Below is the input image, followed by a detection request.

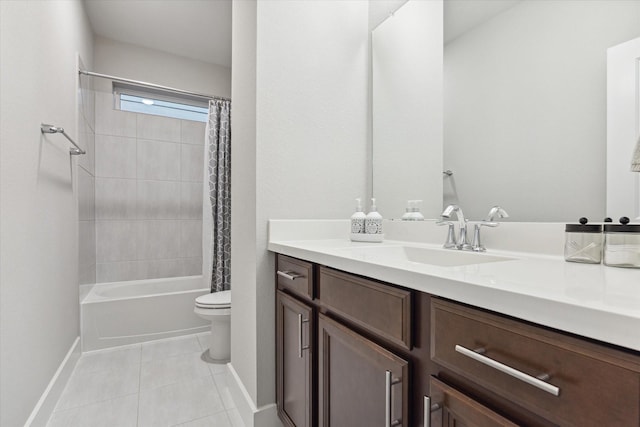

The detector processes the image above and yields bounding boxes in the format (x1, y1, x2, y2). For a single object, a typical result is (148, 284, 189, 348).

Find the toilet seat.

(195, 290, 231, 309)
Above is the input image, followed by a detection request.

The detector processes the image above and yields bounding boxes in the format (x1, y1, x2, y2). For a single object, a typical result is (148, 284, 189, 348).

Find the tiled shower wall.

(92, 90, 205, 283)
(78, 66, 97, 286)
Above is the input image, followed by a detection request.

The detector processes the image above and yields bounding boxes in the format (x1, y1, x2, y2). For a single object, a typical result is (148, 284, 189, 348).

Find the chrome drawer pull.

(455, 345, 560, 396)
(277, 270, 304, 281)
(385, 370, 402, 427)
(423, 396, 441, 427)
(297, 313, 309, 358)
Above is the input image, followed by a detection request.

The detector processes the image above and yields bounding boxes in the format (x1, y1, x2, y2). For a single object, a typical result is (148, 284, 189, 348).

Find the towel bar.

(41, 124, 85, 155)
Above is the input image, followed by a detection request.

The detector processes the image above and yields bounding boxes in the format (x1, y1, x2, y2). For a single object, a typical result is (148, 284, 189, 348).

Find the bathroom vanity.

(270, 221, 640, 427)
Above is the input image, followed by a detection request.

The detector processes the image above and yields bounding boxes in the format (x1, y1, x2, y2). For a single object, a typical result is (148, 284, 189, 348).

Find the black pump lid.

(565, 217, 602, 233)
(603, 217, 640, 233)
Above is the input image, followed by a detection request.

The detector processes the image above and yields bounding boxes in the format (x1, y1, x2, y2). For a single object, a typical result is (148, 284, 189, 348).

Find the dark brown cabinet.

(276, 290, 315, 427)
(430, 298, 640, 427)
(317, 313, 409, 427)
(275, 253, 640, 427)
(426, 377, 518, 427)
(275, 256, 421, 427)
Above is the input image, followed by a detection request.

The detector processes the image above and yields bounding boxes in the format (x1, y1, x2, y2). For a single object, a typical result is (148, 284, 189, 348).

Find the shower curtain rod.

(78, 70, 231, 102)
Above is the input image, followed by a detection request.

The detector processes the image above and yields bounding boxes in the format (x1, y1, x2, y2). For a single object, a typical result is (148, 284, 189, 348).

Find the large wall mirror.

(372, 0, 640, 222)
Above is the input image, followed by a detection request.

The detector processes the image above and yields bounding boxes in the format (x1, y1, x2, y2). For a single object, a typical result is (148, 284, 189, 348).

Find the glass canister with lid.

(603, 217, 640, 268)
(564, 217, 603, 264)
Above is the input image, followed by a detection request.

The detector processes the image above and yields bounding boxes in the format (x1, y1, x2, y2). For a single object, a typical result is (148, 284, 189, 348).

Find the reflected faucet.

(485, 206, 509, 222)
(440, 204, 471, 250)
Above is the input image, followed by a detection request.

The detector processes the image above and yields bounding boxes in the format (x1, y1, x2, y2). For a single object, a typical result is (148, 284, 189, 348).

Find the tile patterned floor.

(46, 333, 244, 427)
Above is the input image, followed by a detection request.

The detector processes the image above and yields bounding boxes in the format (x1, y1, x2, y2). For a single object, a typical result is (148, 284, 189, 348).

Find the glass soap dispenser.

(564, 217, 603, 264)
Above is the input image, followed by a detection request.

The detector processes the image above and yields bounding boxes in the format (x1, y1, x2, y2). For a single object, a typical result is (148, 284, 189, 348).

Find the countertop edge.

(269, 241, 640, 353)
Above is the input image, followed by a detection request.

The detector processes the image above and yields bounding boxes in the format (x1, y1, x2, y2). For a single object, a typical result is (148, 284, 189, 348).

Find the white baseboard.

(227, 363, 282, 427)
(25, 337, 81, 427)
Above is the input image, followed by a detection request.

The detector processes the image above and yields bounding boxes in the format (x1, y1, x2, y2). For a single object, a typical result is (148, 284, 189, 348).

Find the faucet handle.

(485, 206, 509, 222)
(476, 220, 499, 228)
(469, 221, 499, 252)
(436, 220, 457, 249)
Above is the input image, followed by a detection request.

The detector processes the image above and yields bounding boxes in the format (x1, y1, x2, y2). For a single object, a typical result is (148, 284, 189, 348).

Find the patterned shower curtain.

(203, 99, 231, 292)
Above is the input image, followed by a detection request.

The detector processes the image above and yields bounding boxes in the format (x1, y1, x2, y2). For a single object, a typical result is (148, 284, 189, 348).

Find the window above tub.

(114, 83, 208, 123)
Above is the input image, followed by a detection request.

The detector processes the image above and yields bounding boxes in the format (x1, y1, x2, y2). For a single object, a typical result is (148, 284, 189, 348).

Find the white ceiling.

(83, 0, 232, 68)
(83, 0, 518, 68)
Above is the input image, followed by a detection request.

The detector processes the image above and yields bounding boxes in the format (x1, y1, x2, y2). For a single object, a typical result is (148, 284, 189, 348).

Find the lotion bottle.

(350, 198, 366, 235)
(365, 198, 383, 236)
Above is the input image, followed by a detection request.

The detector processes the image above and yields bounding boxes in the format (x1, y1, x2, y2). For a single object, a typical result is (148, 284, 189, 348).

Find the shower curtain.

(202, 99, 231, 292)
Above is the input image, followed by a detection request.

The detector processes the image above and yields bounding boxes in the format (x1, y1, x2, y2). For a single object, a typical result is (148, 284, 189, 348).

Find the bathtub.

(81, 276, 210, 351)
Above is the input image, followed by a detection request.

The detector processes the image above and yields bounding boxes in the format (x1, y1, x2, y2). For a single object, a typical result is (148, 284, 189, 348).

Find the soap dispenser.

(350, 198, 366, 237)
(364, 198, 384, 242)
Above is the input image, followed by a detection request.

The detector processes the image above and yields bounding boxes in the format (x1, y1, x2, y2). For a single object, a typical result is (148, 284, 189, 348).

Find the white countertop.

(268, 220, 640, 352)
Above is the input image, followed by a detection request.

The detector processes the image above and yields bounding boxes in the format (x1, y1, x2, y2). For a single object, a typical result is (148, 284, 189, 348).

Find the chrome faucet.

(471, 206, 509, 252)
(439, 204, 471, 250)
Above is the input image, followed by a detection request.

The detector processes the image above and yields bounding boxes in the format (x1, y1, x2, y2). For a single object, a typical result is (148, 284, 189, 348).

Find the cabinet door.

(318, 313, 409, 427)
(426, 377, 518, 427)
(277, 291, 314, 427)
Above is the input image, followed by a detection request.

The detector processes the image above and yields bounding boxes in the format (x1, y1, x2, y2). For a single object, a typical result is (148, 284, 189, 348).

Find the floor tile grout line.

(168, 406, 232, 427)
(139, 367, 215, 394)
(52, 347, 142, 413)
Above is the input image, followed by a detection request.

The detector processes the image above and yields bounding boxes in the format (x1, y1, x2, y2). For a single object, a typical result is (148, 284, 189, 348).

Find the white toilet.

(194, 290, 231, 363)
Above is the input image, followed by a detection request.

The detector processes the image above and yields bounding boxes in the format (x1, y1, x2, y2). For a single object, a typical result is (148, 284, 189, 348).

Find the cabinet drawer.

(318, 267, 412, 350)
(276, 255, 314, 301)
(431, 299, 640, 427)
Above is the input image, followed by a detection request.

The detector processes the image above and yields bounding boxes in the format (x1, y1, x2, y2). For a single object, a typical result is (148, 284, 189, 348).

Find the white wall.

(94, 36, 231, 98)
(231, 0, 369, 417)
(372, 0, 443, 219)
(230, 0, 259, 415)
(0, 1, 94, 425)
(444, 0, 640, 221)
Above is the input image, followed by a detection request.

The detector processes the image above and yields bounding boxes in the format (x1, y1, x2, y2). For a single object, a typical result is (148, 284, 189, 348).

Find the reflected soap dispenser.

(402, 200, 425, 221)
(401, 200, 415, 220)
(364, 198, 384, 242)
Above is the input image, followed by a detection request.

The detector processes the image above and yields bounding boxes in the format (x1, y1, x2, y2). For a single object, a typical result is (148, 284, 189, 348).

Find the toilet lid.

(196, 290, 231, 308)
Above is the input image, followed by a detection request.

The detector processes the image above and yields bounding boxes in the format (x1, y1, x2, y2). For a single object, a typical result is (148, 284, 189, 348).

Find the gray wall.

(444, 0, 640, 221)
(0, 1, 93, 425)
(94, 36, 231, 99)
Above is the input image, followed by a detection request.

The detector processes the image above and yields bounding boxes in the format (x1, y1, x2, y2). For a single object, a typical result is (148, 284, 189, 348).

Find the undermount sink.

(339, 245, 515, 267)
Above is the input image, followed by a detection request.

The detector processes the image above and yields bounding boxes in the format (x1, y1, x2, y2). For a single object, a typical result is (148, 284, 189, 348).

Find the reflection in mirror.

(372, 0, 443, 220)
(606, 36, 640, 221)
(372, 0, 640, 222)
